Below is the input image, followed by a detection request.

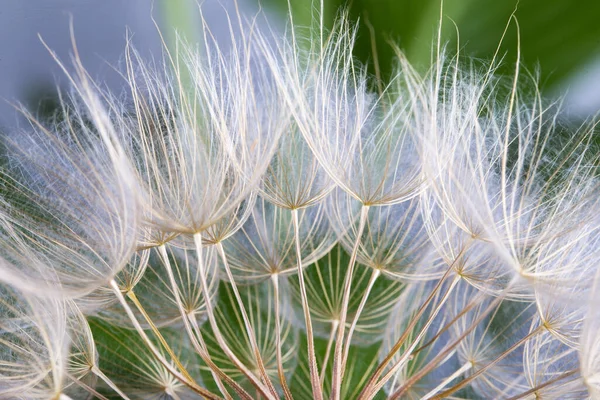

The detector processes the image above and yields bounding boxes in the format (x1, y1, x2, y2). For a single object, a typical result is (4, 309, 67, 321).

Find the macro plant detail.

(1, 2, 600, 400)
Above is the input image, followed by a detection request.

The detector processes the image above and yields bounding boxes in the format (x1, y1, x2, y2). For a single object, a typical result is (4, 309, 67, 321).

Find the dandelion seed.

(0, 284, 72, 400)
(0, 97, 139, 300)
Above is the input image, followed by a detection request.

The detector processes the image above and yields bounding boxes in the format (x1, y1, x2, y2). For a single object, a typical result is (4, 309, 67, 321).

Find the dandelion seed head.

(0, 3, 598, 399)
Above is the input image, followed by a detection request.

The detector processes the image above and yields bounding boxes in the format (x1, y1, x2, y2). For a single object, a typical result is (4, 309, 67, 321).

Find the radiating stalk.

(320, 319, 340, 383)
(390, 294, 506, 399)
(364, 276, 460, 399)
(109, 280, 219, 399)
(421, 361, 472, 400)
(359, 257, 461, 398)
(411, 290, 485, 357)
(188, 313, 252, 400)
(271, 273, 294, 399)
(156, 244, 239, 400)
(341, 268, 380, 368)
(361, 275, 460, 400)
(504, 369, 578, 400)
(64, 372, 110, 400)
(191, 233, 277, 400)
(291, 207, 324, 400)
(126, 290, 194, 382)
(433, 326, 544, 399)
(215, 241, 280, 398)
(92, 366, 132, 400)
(330, 204, 370, 400)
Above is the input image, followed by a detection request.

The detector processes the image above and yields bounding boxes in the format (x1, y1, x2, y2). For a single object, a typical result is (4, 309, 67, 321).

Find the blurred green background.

(255, 0, 600, 93)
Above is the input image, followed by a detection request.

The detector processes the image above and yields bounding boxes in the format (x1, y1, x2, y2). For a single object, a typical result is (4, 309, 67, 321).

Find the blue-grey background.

(1, 0, 600, 127)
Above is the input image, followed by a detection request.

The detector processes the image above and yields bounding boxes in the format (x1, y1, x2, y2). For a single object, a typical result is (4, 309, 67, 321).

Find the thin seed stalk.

(126, 290, 194, 382)
(331, 204, 370, 400)
(69, 379, 111, 400)
(359, 256, 462, 398)
(432, 326, 544, 399)
(364, 276, 460, 399)
(411, 290, 486, 357)
(390, 293, 507, 399)
(321, 319, 340, 383)
(271, 273, 294, 400)
(191, 233, 277, 400)
(291, 207, 324, 400)
(66, 370, 114, 399)
(91, 366, 132, 400)
(215, 241, 280, 398)
(187, 313, 252, 400)
(156, 244, 241, 400)
(341, 268, 380, 368)
(420, 361, 472, 400)
(108, 280, 220, 399)
(503, 369, 578, 400)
